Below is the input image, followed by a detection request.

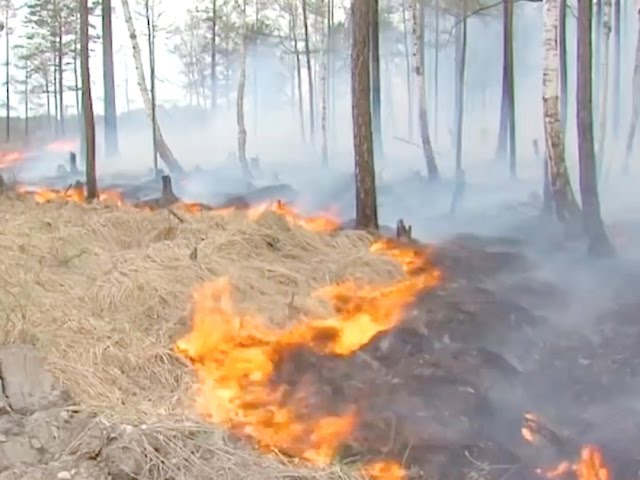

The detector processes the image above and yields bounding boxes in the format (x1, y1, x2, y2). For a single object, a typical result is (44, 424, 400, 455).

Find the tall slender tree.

(370, 0, 383, 161)
(351, 0, 377, 230)
(102, 0, 119, 157)
(576, 0, 614, 256)
(542, 0, 580, 222)
(80, 0, 97, 200)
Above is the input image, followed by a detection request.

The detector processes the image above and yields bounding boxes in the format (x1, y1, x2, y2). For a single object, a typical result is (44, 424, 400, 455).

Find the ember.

(175, 239, 441, 465)
(361, 460, 406, 480)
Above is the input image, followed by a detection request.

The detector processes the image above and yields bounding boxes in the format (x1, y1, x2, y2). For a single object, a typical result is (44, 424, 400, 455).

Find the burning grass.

(0, 193, 413, 479)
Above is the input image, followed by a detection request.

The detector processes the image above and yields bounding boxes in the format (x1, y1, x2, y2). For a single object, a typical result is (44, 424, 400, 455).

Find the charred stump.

(0, 174, 5, 194)
(396, 219, 413, 241)
(69, 151, 79, 174)
(160, 174, 179, 206)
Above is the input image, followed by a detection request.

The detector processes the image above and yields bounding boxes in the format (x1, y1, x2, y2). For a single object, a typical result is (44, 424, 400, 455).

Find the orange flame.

(16, 185, 124, 206)
(175, 239, 441, 465)
(362, 460, 407, 480)
(537, 445, 610, 480)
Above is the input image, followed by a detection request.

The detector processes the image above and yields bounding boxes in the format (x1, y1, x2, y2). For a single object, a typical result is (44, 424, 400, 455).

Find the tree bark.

(120, 0, 184, 174)
(351, 0, 378, 230)
(412, 0, 439, 180)
(370, 0, 383, 161)
(576, 0, 614, 256)
(542, 0, 580, 222)
(80, 0, 97, 200)
(102, 0, 119, 158)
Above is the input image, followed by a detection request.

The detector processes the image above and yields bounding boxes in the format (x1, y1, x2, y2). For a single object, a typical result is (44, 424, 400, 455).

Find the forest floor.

(0, 191, 639, 480)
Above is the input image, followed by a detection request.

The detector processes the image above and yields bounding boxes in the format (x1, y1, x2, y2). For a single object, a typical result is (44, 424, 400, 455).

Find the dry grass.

(0, 194, 402, 479)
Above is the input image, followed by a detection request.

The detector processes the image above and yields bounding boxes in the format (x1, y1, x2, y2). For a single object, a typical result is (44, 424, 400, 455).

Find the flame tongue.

(176, 240, 441, 465)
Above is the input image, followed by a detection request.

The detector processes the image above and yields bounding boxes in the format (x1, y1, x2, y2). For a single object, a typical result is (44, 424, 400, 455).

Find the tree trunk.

(80, 0, 97, 200)
(612, 0, 621, 134)
(542, 0, 580, 222)
(576, 0, 614, 256)
(454, 10, 467, 173)
(623, 7, 640, 173)
(320, 0, 328, 166)
(73, 32, 81, 115)
(57, 23, 65, 135)
(301, 0, 315, 142)
(412, 0, 439, 180)
(434, 3, 439, 140)
(146, 0, 158, 173)
(45, 73, 52, 134)
(120, 0, 184, 174)
(236, 4, 251, 179)
(506, 0, 516, 177)
(210, 0, 217, 112)
(4, 9, 9, 142)
(53, 61, 59, 135)
(402, 0, 413, 139)
(370, 0, 383, 161)
(351, 0, 378, 230)
(291, 3, 306, 142)
(596, 0, 611, 176)
(102, 0, 119, 157)
(24, 67, 29, 140)
(559, 0, 568, 133)
(496, 0, 513, 162)
(594, 0, 603, 113)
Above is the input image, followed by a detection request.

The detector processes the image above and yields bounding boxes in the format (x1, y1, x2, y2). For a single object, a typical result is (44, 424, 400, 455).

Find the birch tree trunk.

(120, 0, 184, 174)
(542, 0, 580, 222)
(412, 0, 439, 180)
(596, 0, 612, 175)
(559, 0, 568, 133)
(623, 6, 640, 173)
(290, 1, 306, 142)
(576, 0, 614, 256)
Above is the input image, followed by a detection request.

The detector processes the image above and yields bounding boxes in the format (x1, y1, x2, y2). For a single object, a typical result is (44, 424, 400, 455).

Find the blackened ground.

(271, 232, 640, 479)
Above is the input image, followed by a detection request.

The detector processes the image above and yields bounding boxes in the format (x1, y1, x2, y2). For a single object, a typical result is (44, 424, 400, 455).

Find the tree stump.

(69, 151, 78, 174)
(396, 219, 413, 241)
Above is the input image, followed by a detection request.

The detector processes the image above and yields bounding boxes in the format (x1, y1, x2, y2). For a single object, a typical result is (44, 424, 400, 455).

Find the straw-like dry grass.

(0, 194, 403, 479)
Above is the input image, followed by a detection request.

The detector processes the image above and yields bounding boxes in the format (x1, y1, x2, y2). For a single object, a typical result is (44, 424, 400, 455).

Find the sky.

(2, 0, 198, 117)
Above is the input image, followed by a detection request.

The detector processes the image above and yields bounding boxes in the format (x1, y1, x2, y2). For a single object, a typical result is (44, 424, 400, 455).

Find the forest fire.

(522, 413, 610, 480)
(175, 239, 441, 465)
(361, 460, 406, 480)
(14, 182, 340, 233)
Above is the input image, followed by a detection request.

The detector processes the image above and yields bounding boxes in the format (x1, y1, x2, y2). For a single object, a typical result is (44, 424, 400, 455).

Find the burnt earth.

(269, 233, 640, 479)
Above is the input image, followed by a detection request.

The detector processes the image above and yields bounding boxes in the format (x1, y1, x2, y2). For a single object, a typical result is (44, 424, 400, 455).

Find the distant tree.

(411, 0, 438, 180)
(236, 0, 250, 178)
(496, 0, 515, 176)
(595, 0, 611, 177)
(0, 0, 14, 142)
(576, 0, 614, 256)
(351, 0, 378, 230)
(102, 0, 119, 157)
(623, 6, 640, 173)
